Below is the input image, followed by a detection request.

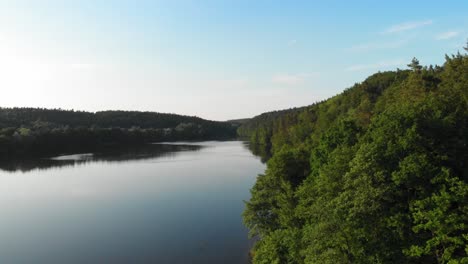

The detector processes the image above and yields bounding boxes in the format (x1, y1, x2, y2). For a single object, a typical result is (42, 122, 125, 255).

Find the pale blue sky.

(0, 1, 467, 120)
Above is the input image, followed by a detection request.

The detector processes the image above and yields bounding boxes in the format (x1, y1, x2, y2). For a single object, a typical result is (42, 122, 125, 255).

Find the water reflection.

(242, 142, 271, 163)
(0, 141, 265, 264)
(0, 143, 203, 173)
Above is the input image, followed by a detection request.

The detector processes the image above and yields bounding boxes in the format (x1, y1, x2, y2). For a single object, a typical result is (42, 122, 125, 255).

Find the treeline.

(237, 108, 306, 148)
(0, 109, 238, 158)
(241, 50, 468, 263)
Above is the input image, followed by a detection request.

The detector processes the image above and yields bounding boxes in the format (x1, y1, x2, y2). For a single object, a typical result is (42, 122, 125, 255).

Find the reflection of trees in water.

(0, 144, 204, 173)
(242, 142, 271, 163)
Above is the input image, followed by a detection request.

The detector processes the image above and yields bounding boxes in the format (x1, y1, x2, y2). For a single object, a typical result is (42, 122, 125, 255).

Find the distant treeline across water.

(0, 108, 239, 158)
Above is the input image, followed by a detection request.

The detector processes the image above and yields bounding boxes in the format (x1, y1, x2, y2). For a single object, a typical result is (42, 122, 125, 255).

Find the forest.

(0, 109, 238, 158)
(240, 48, 468, 263)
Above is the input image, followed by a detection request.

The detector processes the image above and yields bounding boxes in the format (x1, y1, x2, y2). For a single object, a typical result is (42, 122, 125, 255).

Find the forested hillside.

(241, 49, 468, 263)
(0, 109, 237, 158)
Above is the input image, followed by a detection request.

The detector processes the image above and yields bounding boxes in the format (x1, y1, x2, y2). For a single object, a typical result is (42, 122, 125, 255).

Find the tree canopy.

(241, 50, 468, 263)
(0, 108, 238, 158)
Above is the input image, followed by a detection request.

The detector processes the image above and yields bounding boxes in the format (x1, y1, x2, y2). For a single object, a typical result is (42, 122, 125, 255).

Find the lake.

(0, 141, 265, 264)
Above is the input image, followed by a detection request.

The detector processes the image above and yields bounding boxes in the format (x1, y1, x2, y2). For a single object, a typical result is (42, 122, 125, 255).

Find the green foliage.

(407, 169, 468, 263)
(242, 51, 468, 263)
(243, 147, 310, 237)
(252, 228, 303, 264)
(0, 108, 238, 158)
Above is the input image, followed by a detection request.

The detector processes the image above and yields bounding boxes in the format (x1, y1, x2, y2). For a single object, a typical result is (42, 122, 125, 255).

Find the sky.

(0, 1, 467, 120)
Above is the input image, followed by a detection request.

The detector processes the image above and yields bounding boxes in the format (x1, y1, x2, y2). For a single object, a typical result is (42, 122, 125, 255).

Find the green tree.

(242, 51, 468, 264)
(408, 57, 423, 72)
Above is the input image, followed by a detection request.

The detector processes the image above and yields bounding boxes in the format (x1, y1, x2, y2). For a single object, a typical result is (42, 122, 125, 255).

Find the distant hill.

(0, 108, 238, 158)
(0, 108, 228, 129)
(227, 118, 251, 125)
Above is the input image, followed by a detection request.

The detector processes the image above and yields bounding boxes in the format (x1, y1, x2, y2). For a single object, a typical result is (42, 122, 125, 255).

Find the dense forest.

(0, 109, 237, 158)
(241, 48, 468, 263)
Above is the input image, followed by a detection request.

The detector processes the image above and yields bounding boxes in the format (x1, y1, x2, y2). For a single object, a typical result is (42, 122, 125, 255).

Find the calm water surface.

(0, 141, 265, 264)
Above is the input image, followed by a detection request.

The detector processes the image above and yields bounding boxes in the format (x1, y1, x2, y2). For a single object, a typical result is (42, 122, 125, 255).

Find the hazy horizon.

(1, 1, 467, 120)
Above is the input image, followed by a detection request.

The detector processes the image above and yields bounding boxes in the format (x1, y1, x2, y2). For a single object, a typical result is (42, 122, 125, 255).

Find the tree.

(408, 57, 423, 72)
(242, 51, 468, 264)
